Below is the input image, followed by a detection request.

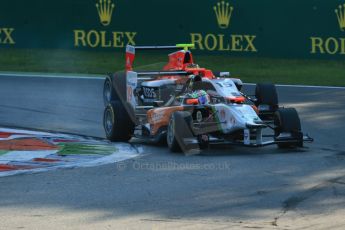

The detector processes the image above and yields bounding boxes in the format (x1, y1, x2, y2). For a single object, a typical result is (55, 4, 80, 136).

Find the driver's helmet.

(188, 90, 210, 105)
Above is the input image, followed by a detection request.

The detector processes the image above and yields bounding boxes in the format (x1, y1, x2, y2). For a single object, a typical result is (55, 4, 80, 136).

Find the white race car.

(103, 44, 313, 153)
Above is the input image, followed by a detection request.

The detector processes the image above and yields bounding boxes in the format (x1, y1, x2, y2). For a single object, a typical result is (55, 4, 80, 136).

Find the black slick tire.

(103, 72, 127, 106)
(255, 83, 279, 109)
(167, 111, 195, 153)
(274, 108, 302, 148)
(103, 101, 135, 142)
(103, 75, 114, 106)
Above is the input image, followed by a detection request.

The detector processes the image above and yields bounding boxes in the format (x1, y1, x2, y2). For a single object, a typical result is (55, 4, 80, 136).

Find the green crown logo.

(96, 0, 115, 26)
(335, 4, 345, 31)
(213, 1, 234, 29)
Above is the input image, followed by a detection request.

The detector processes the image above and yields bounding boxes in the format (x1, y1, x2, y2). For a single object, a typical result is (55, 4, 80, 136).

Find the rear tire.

(103, 72, 127, 106)
(103, 101, 135, 142)
(255, 83, 278, 110)
(167, 111, 196, 153)
(103, 75, 114, 106)
(274, 108, 302, 148)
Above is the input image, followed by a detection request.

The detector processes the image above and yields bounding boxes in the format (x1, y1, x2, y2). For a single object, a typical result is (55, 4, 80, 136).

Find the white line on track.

(1, 72, 344, 90)
(0, 72, 105, 80)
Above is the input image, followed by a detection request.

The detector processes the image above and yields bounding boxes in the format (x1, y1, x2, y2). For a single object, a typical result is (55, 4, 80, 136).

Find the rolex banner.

(1, 0, 345, 59)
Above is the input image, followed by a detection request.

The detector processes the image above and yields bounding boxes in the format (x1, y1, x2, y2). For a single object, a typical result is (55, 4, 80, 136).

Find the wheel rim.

(104, 108, 114, 135)
(167, 117, 175, 146)
(104, 81, 112, 105)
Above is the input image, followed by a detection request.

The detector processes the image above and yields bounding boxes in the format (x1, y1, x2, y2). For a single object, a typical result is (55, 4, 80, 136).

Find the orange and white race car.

(103, 44, 313, 153)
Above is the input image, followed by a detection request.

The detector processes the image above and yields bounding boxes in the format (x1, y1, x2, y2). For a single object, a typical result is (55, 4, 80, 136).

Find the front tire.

(167, 111, 195, 153)
(274, 108, 303, 148)
(103, 101, 135, 142)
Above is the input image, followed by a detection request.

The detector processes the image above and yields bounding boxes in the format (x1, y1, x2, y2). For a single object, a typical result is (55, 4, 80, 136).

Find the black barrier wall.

(1, 0, 345, 58)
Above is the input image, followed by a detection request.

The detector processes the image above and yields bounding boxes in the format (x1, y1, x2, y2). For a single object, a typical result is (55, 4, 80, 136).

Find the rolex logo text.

(0, 28, 15, 45)
(310, 3, 345, 55)
(73, 0, 137, 49)
(190, 1, 257, 53)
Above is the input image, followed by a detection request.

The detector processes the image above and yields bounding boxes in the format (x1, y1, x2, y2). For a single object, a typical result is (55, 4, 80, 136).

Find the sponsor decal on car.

(143, 87, 157, 99)
(244, 129, 250, 145)
(220, 109, 226, 122)
(196, 111, 203, 122)
(150, 111, 165, 123)
(127, 71, 138, 106)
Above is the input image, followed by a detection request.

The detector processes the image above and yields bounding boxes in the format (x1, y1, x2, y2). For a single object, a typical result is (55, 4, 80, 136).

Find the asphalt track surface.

(0, 75, 344, 229)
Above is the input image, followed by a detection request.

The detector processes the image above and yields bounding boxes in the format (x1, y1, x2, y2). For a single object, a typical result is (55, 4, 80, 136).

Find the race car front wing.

(185, 128, 314, 148)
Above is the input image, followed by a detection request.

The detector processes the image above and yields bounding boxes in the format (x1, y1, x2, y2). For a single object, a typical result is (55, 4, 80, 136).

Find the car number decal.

(143, 87, 157, 98)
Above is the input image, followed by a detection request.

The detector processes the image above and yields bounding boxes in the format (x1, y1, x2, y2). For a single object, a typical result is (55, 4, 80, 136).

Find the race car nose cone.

(254, 120, 264, 125)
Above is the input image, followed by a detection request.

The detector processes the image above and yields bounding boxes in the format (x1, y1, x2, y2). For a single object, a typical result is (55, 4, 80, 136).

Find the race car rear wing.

(125, 44, 194, 71)
(135, 71, 191, 81)
(136, 71, 190, 76)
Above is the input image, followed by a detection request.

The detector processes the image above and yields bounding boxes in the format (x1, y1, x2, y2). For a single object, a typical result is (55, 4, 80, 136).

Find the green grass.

(57, 143, 116, 156)
(1, 48, 344, 86)
(0, 150, 8, 156)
